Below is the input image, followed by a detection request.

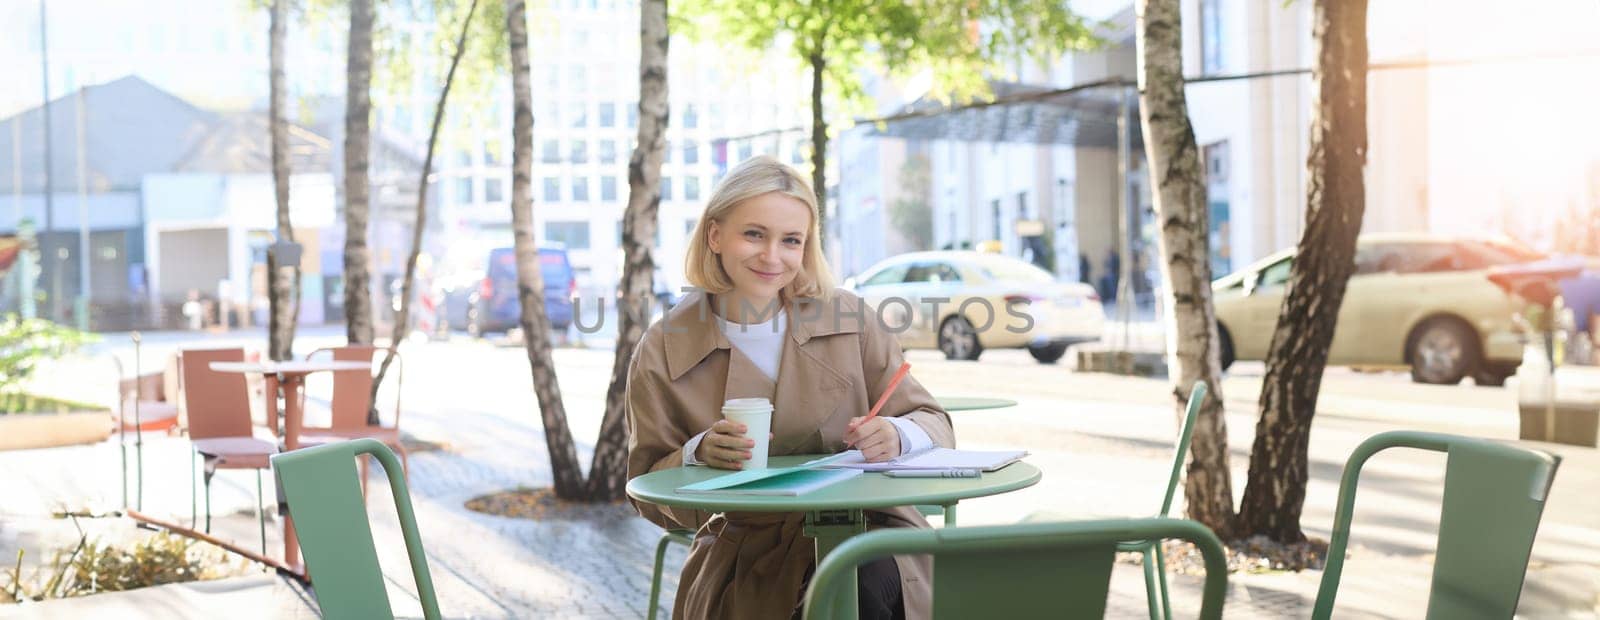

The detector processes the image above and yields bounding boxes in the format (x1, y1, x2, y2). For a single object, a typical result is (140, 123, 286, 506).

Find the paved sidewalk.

(2, 340, 1596, 618)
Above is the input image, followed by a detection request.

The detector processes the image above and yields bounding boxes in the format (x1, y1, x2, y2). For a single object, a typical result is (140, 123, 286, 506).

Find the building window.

(683, 104, 699, 129)
(660, 177, 673, 201)
(601, 176, 618, 201)
(572, 176, 590, 201)
(570, 140, 589, 164)
(1204, 140, 1233, 275)
(737, 141, 752, 162)
(569, 103, 587, 128)
(792, 140, 806, 165)
(599, 102, 616, 127)
(540, 102, 560, 126)
(485, 177, 505, 202)
(569, 65, 587, 92)
(456, 177, 474, 203)
(1200, 0, 1223, 74)
(990, 199, 1001, 241)
(599, 139, 618, 164)
(542, 139, 561, 164)
(484, 140, 502, 166)
(627, 104, 638, 128)
(684, 176, 700, 201)
(663, 140, 673, 163)
(543, 177, 561, 202)
(545, 221, 591, 249)
(456, 149, 473, 167)
(683, 140, 699, 164)
(540, 65, 559, 92)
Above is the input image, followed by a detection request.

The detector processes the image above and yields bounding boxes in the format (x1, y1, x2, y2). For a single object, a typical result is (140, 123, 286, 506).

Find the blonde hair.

(685, 155, 835, 301)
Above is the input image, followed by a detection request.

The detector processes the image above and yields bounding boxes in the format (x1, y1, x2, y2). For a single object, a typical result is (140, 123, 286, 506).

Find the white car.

(846, 251, 1105, 363)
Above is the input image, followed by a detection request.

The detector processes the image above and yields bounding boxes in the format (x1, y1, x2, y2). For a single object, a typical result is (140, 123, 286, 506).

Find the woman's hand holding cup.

(697, 419, 757, 470)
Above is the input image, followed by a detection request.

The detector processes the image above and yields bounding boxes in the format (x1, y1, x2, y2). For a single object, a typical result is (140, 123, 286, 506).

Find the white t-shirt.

(683, 310, 933, 464)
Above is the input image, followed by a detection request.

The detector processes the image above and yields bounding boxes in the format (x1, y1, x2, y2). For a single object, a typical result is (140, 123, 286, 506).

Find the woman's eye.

(784, 237, 802, 246)
(744, 230, 762, 239)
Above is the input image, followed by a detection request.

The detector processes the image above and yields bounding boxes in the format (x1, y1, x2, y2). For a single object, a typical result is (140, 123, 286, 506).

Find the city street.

(2, 328, 1596, 617)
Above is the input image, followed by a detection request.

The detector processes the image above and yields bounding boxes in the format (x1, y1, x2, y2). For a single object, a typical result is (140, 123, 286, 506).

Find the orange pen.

(846, 361, 912, 442)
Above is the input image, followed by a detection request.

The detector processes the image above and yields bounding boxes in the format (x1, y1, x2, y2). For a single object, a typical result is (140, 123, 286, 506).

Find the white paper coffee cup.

(721, 398, 773, 469)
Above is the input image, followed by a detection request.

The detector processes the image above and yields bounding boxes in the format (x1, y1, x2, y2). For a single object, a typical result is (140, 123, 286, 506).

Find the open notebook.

(821, 447, 1028, 472)
(676, 465, 862, 496)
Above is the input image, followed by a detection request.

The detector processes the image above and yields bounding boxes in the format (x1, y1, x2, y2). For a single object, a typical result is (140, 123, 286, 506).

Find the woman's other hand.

(845, 417, 900, 462)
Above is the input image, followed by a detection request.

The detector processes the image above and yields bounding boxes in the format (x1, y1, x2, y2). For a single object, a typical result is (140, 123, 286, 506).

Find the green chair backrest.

(272, 438, 441, 620)
(802, 518, 1228, 620)
(1159, 381, 1208, 518)
(1313, 431, 1561, 620)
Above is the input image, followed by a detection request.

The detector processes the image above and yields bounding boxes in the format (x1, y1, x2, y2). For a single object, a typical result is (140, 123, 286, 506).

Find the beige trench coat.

(626, 289, 956, 619)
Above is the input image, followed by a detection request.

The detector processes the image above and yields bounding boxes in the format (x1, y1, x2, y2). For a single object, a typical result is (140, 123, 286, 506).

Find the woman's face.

(707, 192, 811, 308)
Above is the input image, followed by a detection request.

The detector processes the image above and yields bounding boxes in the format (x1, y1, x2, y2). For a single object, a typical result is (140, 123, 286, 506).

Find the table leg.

(263, 375, 280, 438)
(282, 374, 303, 572)
(804, 509, 865, 620)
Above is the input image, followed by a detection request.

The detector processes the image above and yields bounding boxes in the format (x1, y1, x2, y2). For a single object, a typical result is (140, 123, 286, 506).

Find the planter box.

(0, 411, 114, 451)
(1519, 402, 1599, 448)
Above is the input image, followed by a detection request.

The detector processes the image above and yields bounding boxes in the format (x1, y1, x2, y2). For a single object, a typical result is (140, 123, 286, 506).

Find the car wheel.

(938, 316, 983, 361)
(1028, 342, 1069, 364)
(1471, 362, 1517, 387)
(1409, 319, 1476, 385)
(1217, 324, 1236, 371)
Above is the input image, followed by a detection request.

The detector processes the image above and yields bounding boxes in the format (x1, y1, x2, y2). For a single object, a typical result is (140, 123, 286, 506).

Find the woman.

(625, 156, 954, 619)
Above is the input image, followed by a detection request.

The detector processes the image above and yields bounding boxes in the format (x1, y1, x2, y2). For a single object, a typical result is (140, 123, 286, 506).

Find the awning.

(861, 78, 1143, 149)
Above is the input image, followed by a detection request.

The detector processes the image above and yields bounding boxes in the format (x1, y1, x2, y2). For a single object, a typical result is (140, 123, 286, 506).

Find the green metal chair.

(801, 518, 1228, 620)
(272, 438, 441, 620)
(1312, 431, 1561, 620)
(647, 528, 694, 620)
(647, 480, 961, 619)
(1026, 381, 1208, 620)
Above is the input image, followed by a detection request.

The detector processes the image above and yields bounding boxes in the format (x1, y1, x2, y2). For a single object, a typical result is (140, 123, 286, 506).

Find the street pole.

(1115, 84, 1133, 352)
(75, 85, 90, 330)
(10, 116, 18, 223)
(38, 0, 58, 322)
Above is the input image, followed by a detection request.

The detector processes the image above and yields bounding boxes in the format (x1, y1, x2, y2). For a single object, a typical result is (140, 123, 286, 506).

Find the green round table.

(627, 455, 1041, 618)
(937, 396, 1019, 411)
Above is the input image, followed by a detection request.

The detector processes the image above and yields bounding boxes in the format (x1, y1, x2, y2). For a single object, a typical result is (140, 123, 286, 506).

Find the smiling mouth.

(750, 268, 783, 278)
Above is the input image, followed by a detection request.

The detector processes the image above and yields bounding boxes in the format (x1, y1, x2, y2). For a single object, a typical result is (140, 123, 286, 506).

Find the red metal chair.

(176, 347, 274, 554)
(299, 346, 409, 501)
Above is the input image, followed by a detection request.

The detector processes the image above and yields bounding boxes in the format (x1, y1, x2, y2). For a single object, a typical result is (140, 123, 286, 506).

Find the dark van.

(473, 245, 576, 335)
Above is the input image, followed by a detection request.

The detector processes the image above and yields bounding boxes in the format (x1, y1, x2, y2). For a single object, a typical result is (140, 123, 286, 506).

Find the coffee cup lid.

(723, 398, 772, 409)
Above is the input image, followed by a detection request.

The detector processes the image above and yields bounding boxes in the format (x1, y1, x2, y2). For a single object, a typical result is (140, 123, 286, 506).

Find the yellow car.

(846, 251, 1105, 364)
(1212, 234, 1539, 385)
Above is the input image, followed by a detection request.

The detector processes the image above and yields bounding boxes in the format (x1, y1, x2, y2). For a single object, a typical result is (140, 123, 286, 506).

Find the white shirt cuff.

(886, 416, 933, 455)
(683, 430, 709, 466)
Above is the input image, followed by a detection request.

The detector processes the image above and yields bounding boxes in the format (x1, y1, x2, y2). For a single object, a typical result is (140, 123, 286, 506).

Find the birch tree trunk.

(375, 0, 479, 397)
(1135, 0, 1235, 536)
(584, 0, 668, 500)
(507, 0, 584, 498)
(343, 0, 375, 345)
(1237, 0, 1368, 543)
(808, 48, 828, 235)
(267, 0, 299, 362)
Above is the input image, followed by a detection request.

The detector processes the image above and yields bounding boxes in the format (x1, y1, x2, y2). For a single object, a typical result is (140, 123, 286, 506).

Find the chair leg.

(648, 532, 679, 620)
(204, 471, 213, 533)
(189, 451, 198, 529)
(943, 503, 958, 527)
(255, 469, 267, 558)
(1154, 542, 1173, 620)
(1141, 546, 1162, 620)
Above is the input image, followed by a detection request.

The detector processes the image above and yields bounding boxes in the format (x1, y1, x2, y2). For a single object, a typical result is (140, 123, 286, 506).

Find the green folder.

(677, 464, 862, 496)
